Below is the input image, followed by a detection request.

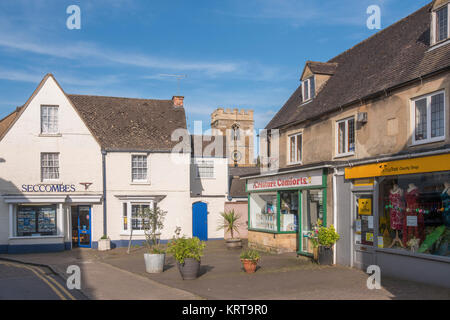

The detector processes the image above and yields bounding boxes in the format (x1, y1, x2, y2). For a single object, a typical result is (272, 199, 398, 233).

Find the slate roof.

(190, 134, 227, 158)
(228, 166, 260, 198)
(67, 94, 187, 151)
(305, 61, 338, 76)
(266, 2, 450, 130)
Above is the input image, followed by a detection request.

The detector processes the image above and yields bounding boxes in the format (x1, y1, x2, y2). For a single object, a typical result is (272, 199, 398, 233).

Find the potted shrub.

(240, 249, 260, 273)
(138, 205, 167, 273)
(98, 235, 111, 251)
(317, 224, 340, 265)
(167, 236, 206, 280)
(217, 210, 242, 249)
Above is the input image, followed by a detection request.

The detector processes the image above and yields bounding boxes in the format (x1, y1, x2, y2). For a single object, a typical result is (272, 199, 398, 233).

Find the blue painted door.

(78, 206, 91, 248)
(192, 202, 208, 241)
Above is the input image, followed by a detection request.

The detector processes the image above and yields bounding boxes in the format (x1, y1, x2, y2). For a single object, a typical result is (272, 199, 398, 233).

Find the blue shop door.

(192, 202, 208, 241)
(78, 206, 92, 248)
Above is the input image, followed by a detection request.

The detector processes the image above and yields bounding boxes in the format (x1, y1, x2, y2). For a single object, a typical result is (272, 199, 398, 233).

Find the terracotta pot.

(241, 259, 258, 274)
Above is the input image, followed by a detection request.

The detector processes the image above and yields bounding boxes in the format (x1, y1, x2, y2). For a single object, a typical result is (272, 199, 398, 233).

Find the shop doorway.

(192, 202, 208, 241)
(352, 193, 375, 269)
(71, 206, 92, 248)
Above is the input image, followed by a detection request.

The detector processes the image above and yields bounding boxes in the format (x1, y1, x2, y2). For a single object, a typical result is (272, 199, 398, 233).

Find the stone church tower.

(211, 108, 254, 167)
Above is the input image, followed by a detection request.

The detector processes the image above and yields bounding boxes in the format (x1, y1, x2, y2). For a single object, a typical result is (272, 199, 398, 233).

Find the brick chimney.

(172, 96, 184, 107)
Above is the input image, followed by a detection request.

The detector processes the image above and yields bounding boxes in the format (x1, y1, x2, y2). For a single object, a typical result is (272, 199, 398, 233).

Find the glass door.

(353, 193, 374, 268)
(299, 189, 324, 255)
(78, 206, 91, 248)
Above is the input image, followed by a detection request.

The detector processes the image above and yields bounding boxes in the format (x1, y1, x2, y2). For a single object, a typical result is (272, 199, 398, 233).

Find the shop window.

(280, 191, 299, 231)
(301, 189, 324, 254)
(249, 193, 277, 231)
(196, 159, 215, 178)
(41, 153, 59, 181)
(412, 91, 445, 145)
(378, 172, 450, 258)
(131, 155, 148, 182)
(16, 205, 57, 237)
(336, 117, 355, 156)
(288, 133, 302, 164)
(41, 105, 59, 134)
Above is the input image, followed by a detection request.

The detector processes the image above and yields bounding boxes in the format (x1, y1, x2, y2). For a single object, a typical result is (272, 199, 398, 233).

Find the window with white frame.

(302, 76, 315, 102)
(131, 155, 148, 182)
(196, 159, 214, 178)
(336, 117, 355, 156)
(41, 105, 59, 134)
(412, 91, 446, 144)
(288, 133, 302, 164)
(41, 153, 59, 180)
(435, 4, 449, 43)
(122, 202, 154, 232)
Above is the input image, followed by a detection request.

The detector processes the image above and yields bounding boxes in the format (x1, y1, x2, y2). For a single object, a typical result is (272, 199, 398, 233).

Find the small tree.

(217, 209, 242, 239)
(137, 205, 167, 254)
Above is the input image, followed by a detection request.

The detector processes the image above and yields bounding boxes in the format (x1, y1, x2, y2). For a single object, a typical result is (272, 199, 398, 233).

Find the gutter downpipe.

(332, 167, 340, 265)
(102, 149, 107, 236)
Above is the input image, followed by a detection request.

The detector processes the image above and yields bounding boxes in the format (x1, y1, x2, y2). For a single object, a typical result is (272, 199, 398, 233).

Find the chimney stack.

(172, 96, 184, 107)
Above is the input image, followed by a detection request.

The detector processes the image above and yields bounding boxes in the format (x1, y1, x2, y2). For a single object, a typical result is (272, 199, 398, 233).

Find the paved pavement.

(0, 260, 86, 300)
(2, 240, 449, 300)
(0, 249, 199, 300)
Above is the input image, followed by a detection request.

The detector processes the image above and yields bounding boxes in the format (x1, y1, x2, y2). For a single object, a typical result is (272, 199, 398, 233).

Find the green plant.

(217, 210, 242, 239)
(317, 225, 340, 247)
(100, 235, 109, 240)
(167, 236, 206, 264)
(137, 205, 167, 254)
(240, 249, 260, 261)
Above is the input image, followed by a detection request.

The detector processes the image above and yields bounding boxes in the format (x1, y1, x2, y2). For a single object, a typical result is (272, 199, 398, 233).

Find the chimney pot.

(172, 96, 184, 107)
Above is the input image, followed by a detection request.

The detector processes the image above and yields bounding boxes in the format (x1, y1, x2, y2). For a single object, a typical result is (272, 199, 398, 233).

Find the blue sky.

(0, 0, 431, 132)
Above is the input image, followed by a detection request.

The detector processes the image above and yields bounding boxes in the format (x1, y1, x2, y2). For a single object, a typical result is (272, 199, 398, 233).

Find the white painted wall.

(0, 76, 102, 247)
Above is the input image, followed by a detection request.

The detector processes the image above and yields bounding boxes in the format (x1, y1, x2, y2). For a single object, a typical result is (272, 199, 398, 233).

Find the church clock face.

(231, 150, 242, 162)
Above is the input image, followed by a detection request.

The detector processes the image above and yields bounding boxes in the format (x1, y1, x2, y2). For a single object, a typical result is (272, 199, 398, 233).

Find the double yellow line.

(0, 260, 77, 300)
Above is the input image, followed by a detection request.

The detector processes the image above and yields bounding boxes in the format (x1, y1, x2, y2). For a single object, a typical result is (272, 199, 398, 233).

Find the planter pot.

(313, 247, 319, 262)
(98, 239, 111, 251)
(225, 238, 242, 249)
(144, 253, 165, 273)
(241, 259, 258, 274)
(318, 246, 334, 265)
(177, 258, 200, 280)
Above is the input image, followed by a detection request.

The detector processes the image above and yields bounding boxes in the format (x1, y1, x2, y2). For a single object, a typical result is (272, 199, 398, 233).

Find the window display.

(379, 172, 450, 257)
(16, 205, 57, 236)
(280, 191, 299, 232)
(249, 193, 277, 231)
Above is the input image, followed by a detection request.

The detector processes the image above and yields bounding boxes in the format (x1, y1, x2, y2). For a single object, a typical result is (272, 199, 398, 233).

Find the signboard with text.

(247, 169, 323, 192)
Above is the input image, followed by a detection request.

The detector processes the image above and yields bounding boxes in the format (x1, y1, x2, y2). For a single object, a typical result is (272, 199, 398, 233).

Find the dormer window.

(302, 76, 315, 102)
(432, 3, 449, 45)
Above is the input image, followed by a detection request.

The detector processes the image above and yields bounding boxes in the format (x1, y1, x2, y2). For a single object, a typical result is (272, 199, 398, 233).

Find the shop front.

(246, 168, 330, 255)
(343, 153, 450, 287)
(1, 191, 102, 254)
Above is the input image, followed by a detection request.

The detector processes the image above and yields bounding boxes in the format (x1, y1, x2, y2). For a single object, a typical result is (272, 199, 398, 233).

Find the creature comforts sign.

(247, 169, 323, 192)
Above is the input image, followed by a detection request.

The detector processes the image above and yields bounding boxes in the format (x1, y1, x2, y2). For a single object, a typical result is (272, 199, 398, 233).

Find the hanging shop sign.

(21, 184, 76, 193)
(345, 153, 450, 179)
(247, 169, 323, 192)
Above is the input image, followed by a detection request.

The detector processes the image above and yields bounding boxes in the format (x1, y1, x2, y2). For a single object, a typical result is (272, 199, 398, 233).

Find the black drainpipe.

(102, 149, 107, 236)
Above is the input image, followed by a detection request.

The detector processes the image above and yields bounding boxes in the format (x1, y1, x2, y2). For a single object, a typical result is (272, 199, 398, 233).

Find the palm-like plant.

(217, 210, 242, 239)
